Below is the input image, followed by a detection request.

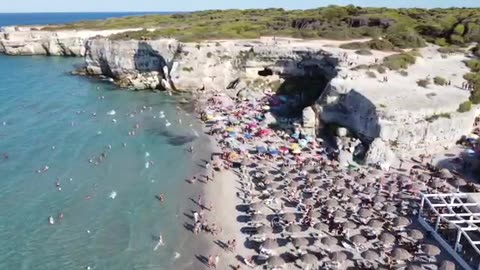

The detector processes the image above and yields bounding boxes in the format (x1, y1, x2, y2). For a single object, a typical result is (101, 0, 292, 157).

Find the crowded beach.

(180, 84, 480, 270)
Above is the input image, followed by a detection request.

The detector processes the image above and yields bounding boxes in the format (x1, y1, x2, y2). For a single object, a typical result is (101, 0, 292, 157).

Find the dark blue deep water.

(0, 12, 173, 27)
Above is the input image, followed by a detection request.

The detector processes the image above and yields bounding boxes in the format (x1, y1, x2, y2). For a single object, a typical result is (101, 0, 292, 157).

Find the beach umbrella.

(251, 214, 266, 222)
(262, 238, 279, 249)
(339, 188, 353, 196)
(314, 222, 328, 231)
(286, 224, 302, 233)
(407, 229, 424, 240)
(422, 244, 441, 256)
(397, 174, 411, 183)
(418, 173, 430, 182)
(367, 219, 383, 229)
(317, 189, 330, 198)
(310, 211, 322, 219)
(311, 181, 323, 188)
(439, 260, 456, 270)
(304, 198, 316, 206)
(452, 178, 467, 187)
(334, 210, 347, 219)
(358, 208, 372, 218)
(257, 225, 273, 235)
(438, 168, 453, 179)
(431, 179, 444, 189)
(379, 232, 395, 244)
(289, 181, 301, 189)
(342, 220, 357, 229)
(266, 182, 281, 190)
(282, 213, 297, 223)
(347, 170, 359, 178)
(250, 202, 265, 211)
(325, 199, 338, 209)
(364, 186, 377, 194)
(393, 217, 411, 227)
(356, 177, 369, 185)
(267, 256, 284, 267)
(349, 197, 362, 205)
(386, 184, 399, 193)
(292, 237, 309, 247)
(392, 248, 411, 260)
(333, 178, 345, 186)
(382, 204, 397, 213)
(361, 250, 379, 261)
(369, 169, 382, 177)
(321, 236, 337, 247)
(406, 264, 424, 270)
(373, 195, 386, 203)
(301, 253, 318, 265)
(351, 234, 367, 245)
(330, 251, 347, 262)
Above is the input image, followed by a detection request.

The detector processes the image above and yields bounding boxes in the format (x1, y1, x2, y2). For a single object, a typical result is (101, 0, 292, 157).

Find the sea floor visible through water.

(0, 55, 206, 269)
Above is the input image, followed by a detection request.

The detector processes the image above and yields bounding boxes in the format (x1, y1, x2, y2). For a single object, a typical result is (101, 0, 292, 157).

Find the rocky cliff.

(0, 27, 137, 56)
(83, 37, 337, 91)
(1, 28, 476, 164)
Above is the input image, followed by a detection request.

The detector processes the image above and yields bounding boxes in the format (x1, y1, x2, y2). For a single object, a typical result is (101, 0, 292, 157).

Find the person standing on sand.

(208, 255, 214, 268)
(214, 254, 219, 269)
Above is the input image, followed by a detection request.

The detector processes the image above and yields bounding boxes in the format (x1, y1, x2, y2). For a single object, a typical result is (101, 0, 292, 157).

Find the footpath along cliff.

(1, 27, 478, 166)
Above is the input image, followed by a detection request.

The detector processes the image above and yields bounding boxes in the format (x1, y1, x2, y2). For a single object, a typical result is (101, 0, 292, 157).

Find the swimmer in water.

(153, 234, 165, 250)
(58, 213, 64, 220)
(43, 165, 49, 172)
(157, 193, 165, 202)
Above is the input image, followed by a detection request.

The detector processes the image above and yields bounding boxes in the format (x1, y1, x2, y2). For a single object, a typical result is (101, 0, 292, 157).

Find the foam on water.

(0, 55, 198, 269)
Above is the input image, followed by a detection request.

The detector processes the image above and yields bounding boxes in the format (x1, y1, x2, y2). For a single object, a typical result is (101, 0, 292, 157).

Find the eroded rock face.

(84, 38, 338, 91)
(0, 27, 137, 56)
(316, 77, 477, 162)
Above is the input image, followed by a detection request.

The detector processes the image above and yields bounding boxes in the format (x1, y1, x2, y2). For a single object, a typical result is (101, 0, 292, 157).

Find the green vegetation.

(398, 70, 409, 76)
(417, 78, 430, 88)
(458, 101, 472, 112)
(433, 76, 447, 86)
(40, 7, 480, 44)
(383, 53, 416, 70)
(466, 60, 480, 72)
(376, 65, 386, 74)
(340, 38, 394, 51)
(365, 71, 376, 78)
(473, 44, 480, 57)
(206, 52, 213, 58)
(425, 113, 451, 122)
(355, 49, 372, 55)
(182, 67, 194, 72)
(437, 46, 464, 54)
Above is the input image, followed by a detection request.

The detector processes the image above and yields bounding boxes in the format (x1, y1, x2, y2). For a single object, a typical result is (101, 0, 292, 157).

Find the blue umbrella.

(229, 132, 238, 138)
(257, 146, 267, 154)
(244, 133, 253, 139)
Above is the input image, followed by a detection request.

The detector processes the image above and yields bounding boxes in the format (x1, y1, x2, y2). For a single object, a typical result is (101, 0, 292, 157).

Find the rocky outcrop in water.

(0, 27, 136, 56)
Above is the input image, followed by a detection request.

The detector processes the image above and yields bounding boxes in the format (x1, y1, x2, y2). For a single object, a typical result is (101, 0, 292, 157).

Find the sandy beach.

(169, 84, 480, 270)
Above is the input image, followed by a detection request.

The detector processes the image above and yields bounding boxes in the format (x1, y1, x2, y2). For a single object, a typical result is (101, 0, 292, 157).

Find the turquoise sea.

(0, 55, 200, 269)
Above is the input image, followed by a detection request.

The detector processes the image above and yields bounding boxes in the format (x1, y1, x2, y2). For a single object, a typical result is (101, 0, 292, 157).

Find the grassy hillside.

(43, 6, 480, 46)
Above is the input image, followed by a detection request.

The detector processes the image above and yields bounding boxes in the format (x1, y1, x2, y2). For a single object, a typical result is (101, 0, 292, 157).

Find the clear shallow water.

(0, 55, 199, 269)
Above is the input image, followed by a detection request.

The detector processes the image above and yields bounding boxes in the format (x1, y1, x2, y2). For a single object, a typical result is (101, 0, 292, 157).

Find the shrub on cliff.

(340, 42, 368, 50)
(367, 39, 394, 51)
(416, 78, 430, 88)
(385, 25, 426, 48)
(383, 53, 416, 70)
(458, 101, 472, 112)
(466, 60, 480, 72)
(365, 71, 376, 78)
(433, 76, 447, 86)
(473, 45, 480, 57)
(355, 49, 373, 55)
